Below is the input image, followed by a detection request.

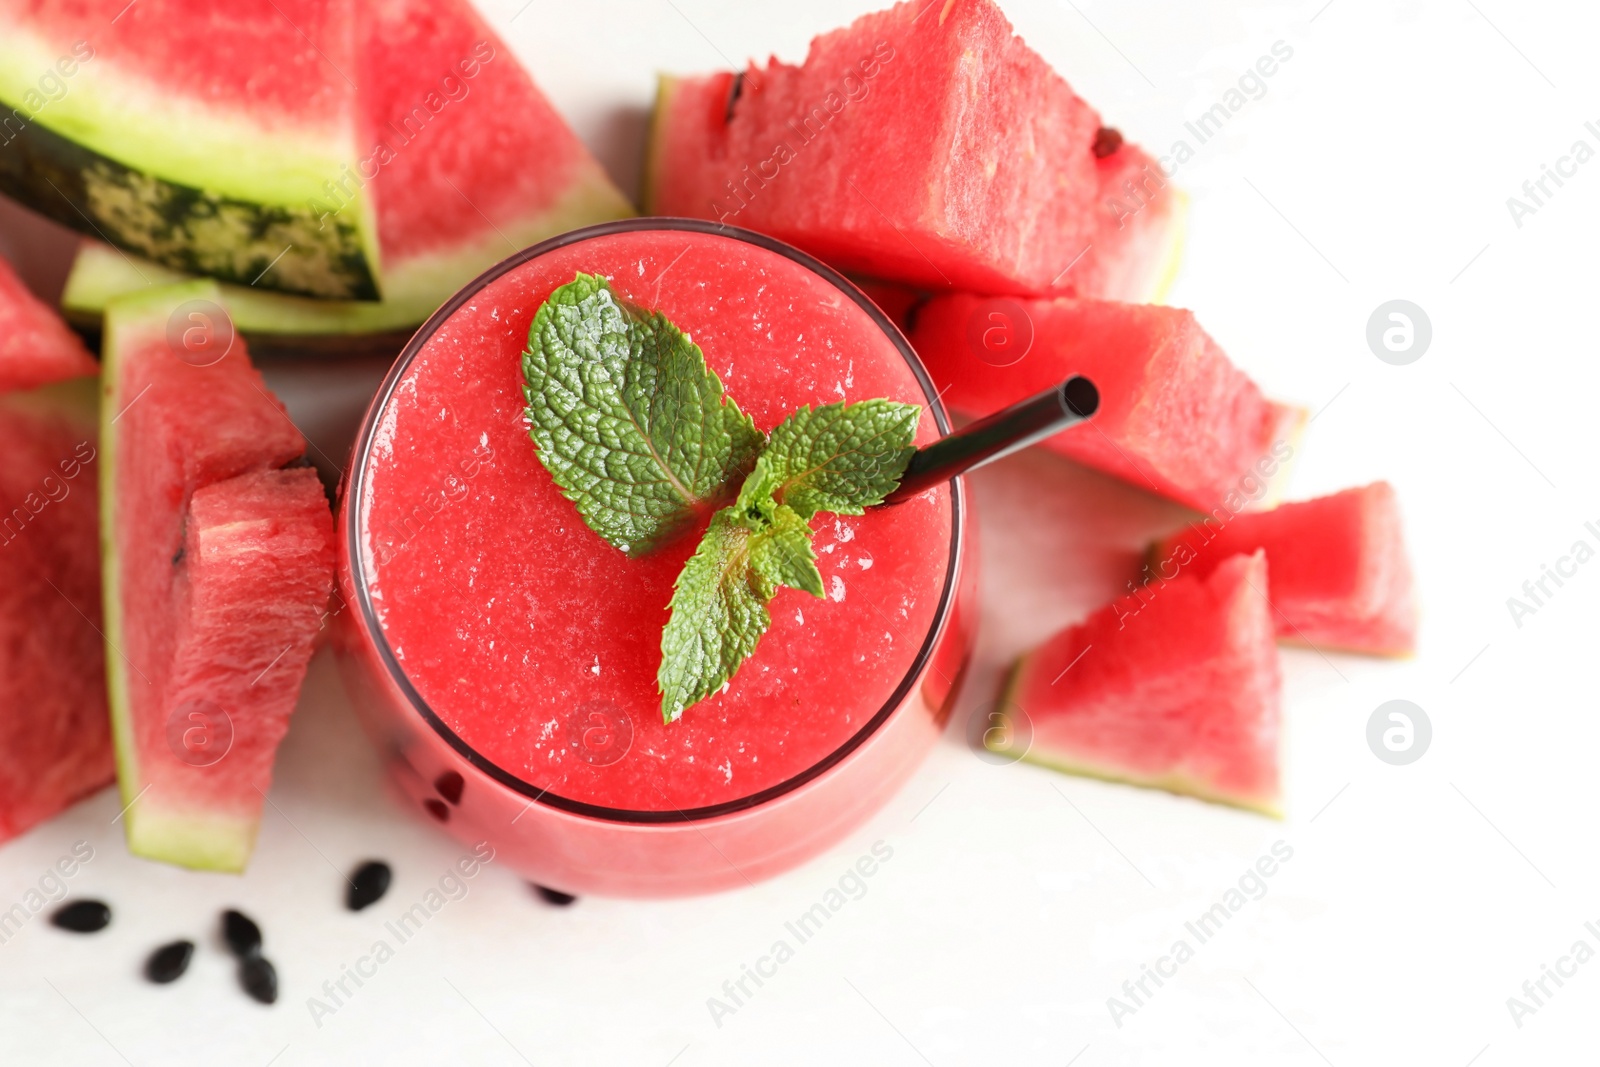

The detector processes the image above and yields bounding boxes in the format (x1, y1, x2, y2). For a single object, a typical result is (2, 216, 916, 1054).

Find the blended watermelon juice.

(336, 221, 973, 896)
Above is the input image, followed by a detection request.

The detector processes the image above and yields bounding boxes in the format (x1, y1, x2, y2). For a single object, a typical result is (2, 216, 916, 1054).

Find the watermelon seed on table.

(423, 798, 450, 823)
(222, 909, 262, 959)
(347, 861, 393, 912)
(144, 940, 195, 984)
(51, 900, 111, 933)
(239, 955, 279, 1005)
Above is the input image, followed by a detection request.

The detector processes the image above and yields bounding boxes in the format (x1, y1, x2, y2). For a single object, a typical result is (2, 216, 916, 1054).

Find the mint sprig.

(522, 273, 764, 556)
(522, 275, 921, 723)
(753, 400, 923, 520)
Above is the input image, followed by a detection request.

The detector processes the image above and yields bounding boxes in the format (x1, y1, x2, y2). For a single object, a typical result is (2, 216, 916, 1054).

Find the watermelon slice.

(101, 281, 335, 871)
(910, 293, 1304, 513)
(644, 0, 1167, 297)
(61, 243, 411, 359)
(0, 0, 379, 300)
(0, 379, 112, 844)
(0, 252, 97, 391)
(58, 0, 634, 354)
(1068, 142, 1186, 304)
(1151, 482, 1418, 656)
(994, 551, 1282, 815)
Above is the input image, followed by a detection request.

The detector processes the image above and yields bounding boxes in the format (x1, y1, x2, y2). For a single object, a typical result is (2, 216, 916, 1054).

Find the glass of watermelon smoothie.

(334, 220, 974, 897)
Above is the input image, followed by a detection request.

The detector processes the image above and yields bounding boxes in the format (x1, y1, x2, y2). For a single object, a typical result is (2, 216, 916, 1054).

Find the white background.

(2, 0, 1597, 1063)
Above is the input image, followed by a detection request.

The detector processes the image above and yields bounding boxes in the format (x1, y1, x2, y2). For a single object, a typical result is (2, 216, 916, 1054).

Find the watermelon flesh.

(59, 0, 634, 348)
(0, 380, 112, 843)
(910, 294, 1304, 513)
(1151, 482, 1417, 656)
(0, 0, 378, 300)
(0, 253, 97, 391)
(646, 0, 1139, 296)
(102, 281, 334, 871)
(159, 469, 334, 836)
(995, 551, 1282, 814)
(1068, 142, 1186, 304)
(360, 0, 631, 310)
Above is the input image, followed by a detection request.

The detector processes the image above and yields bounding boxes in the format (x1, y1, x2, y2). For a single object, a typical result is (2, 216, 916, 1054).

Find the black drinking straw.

(881, 376, 1100, 505)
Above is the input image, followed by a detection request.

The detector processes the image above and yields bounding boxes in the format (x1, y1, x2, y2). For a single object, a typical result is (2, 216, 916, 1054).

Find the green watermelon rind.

(0, 29, 381, 301)
(1262, 407, 1308, 509)
(60, 172, 635, 346)
(989, 655, 1284, 819)
(98, 279, 263, 872)
(639, 73, 681, 216)
(0, 366, 99, 423)
(1138, 189, 1189, 307)
(0, 109, 381, 304)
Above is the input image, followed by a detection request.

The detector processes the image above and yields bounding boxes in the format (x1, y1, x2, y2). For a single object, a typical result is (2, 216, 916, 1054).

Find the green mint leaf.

(658, 511, 771, 723)
(657, 400, 920, 722)
(734, 457, 826, 599)
(756, 399, 922, 519)
(656, 495, 825, 723)
(522, 273, 764, 556)
(748, 504, 824, 599)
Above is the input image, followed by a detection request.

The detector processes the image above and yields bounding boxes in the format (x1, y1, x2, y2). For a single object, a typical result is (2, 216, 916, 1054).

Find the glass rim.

(344, 217, 967, 825)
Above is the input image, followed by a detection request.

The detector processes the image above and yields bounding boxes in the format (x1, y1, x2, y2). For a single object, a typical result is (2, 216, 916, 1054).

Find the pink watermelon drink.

(335, 220, 974, 896)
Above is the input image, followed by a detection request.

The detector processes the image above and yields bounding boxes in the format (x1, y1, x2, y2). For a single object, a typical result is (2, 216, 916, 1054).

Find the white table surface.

(3, 0, 1597, 1063)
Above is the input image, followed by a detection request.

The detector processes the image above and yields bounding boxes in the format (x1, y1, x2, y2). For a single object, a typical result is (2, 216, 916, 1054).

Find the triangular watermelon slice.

(993, 551, 1282, 815)
(644, 0, 1162, 297)
(101, 281, 334, 871)
(0, 254, 98, 392)
(1151, 482, 1418, 656)
(0, 1, 378, 300)
(59, 0, 634, 354)
(0, 379, 113, 844)
(1066, 142, 1187, 304)
(910, 294, 1304, 513)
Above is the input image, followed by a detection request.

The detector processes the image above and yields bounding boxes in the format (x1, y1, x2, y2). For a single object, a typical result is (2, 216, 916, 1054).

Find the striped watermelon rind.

(55, 0, 635, 353)
(100, 280, 334, 871)
(0, 7, 380, 300)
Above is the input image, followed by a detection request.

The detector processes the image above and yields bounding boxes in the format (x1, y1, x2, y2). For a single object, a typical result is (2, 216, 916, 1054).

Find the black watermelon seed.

(239, 955, 278, 1005)
(1092, 125, 1124, 159)
(433, 770, 464, 805)
(532, 884, 577, 907)
(222, 909, 262, 959)
(724, 70, 745, 124)
(144, 940, 195, 984)
(51, 900, 111, 933)
(423, 798, 450, 823)
(347, 861, 393, 912)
